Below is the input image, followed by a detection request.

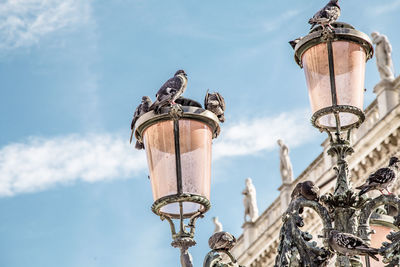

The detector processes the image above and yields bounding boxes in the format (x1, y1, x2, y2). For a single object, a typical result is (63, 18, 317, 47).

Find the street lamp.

(134, 101, 241, 267)
(274, 22, 400, 267)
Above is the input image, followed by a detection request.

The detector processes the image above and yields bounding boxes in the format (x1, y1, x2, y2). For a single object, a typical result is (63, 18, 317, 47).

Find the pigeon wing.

(335, 232, 364, 249)
(368, 168, 395, 184)
(215, 92, 226, 111)
(156, 76, 182, 97)
(131, 103, 142, 130)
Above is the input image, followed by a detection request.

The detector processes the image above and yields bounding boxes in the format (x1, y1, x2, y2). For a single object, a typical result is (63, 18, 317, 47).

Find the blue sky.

(0, 0, 399, 266)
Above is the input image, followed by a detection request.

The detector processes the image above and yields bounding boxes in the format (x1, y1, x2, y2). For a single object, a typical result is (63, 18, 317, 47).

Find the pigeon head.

(329, 0, 339, 7)
(389, 157, 400, 167)
(175, 69, 187, 77)
(141, 96, 150, 102)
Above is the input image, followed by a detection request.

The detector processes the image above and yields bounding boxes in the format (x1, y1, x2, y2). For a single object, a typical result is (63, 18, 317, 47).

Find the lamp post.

(274, 22, 400, 267)
(134, 100, 242, 267)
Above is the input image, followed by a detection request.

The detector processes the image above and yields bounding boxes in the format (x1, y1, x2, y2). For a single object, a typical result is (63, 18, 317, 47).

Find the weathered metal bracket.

(357, 194, 400, 267)
(274, 197, 333, 267)
(203, 249, 243, 267)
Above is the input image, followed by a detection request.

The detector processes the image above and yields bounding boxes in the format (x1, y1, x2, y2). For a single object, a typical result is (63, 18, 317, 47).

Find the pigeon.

(291, 181, 320, 201)
(356, 157, 400, 196)
(149, 70, 188, 114)
(204, 90, 226, 123)
(289, 37, 302, 49)
(129, 96, 152, 149)
(308, 0, 341, 30)
(328, 230, 379, 261)
(208, 231, 236, 251)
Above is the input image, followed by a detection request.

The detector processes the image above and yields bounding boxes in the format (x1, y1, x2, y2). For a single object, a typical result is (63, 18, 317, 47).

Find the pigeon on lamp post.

(204, 90, 226, 123)
(291, 181, 320, 202)
(149, 70, 188, 114)
(208, 231, 236, 251)
(309, 0, 341, 30)
(327, 230, 379, 261)
(356, 156, 400, 196)
(129, 96, 152, 149)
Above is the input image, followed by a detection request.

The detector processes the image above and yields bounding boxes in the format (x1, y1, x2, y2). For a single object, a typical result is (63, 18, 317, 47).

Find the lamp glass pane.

(302, 41, 367, 128)
(143, 119, 212, 216)
(361, 224, 392, 266)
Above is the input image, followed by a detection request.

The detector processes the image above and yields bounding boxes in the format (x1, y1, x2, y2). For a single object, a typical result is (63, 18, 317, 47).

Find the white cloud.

(213, 110, 316, 160)
(0, 0, 92, 49)
(0, 110, 315, 197)
(0, 134, 147, 197)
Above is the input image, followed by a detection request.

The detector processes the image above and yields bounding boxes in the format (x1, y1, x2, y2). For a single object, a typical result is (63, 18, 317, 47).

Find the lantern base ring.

(311, 105, 365, 132)
(151, 193, 211, 219)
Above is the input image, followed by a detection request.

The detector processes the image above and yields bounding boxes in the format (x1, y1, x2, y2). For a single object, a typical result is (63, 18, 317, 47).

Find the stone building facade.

(231, 47, 400, 266)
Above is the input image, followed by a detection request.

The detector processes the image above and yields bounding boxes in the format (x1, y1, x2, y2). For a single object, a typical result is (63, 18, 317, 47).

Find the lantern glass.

(143, 119, 212, 216)
(302, 41, 366, 128)
(361, 224, 392, 266)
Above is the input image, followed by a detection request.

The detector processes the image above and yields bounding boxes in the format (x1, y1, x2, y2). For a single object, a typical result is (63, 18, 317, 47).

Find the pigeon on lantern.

(204, 90, 226, 123)
(149, 70, 188, 114)
(208, 231, 236, 251)
(356, 157, 400, 196)
(291, 181, 320, 202)
(130, 96, 152, 149)
(328, 230, 379, 261)
(289, 37, 303, 49)
(308, 0, 341, 30)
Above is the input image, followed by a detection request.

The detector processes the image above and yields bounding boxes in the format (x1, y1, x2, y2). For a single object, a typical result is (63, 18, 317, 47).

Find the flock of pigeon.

(129, 0, 400, 263)
(130, 69, 226, 150)
(291, 156, 400, 261)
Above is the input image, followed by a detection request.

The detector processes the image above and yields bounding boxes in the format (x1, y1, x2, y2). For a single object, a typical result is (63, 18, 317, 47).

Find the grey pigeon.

(130, 96, 152, 149)
(149, 70, 188, 114)
(208, 231, 236, 251)
(291, 181, 320, 201)
(309, 0, 341, 30)
(328, 230, 379, 261)
(356, 157, 400, 196)
(204, 90, 226, 123)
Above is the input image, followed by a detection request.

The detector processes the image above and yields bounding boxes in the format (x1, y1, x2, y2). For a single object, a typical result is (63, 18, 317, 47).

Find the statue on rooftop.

(212, 217, 223, 233)
(277, 139, 294, 185)
(242, 178, 259, 223)
(371, 32, 395, 81)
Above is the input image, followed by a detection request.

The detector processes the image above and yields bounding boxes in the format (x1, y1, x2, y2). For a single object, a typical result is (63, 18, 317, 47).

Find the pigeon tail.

(358, 247, 379, 261)
(129, 129, 134, 144)
(135, 141, 144, 150)
(356, 185, 372, 196)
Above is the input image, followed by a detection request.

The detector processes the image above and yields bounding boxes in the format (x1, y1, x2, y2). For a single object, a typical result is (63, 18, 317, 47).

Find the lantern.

(294, 22, 373, 133)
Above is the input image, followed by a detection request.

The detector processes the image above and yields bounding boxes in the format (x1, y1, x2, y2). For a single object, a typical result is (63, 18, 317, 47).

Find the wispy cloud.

(0, 134, 147, 197)
(213, 110, 316, 160)
(368, 0, 400, 15)
(0, 110, 315, 197)
(261, 9, 302, 33)
(0, 0, 92, 49)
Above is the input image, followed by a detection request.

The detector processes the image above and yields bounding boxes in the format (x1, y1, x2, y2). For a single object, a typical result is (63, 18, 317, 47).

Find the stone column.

(374, 77, 400, 118)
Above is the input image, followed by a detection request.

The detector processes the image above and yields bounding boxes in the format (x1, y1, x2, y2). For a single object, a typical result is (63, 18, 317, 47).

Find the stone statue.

(242, 178, 259, 222)
(371, 32, 395, 81)
(212, 216, 223, 233)
(277, 139, 294, 185)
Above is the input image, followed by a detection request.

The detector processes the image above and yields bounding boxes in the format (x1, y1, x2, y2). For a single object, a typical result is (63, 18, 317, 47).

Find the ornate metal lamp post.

(275, 22, 400, 267)
(134, 100, 242, 267)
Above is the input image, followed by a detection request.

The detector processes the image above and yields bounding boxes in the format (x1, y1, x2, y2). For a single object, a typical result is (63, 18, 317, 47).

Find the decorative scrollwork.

(274, 197, 333, 267)
(381, 231, 400, 267)
(203, 250, 243, 267)
(357, 194, 400, 267)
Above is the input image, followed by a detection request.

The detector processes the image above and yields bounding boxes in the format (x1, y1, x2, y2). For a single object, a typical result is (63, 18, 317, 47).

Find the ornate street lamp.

(134, 100, 242, 267)
(275, 22, 400, 267)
